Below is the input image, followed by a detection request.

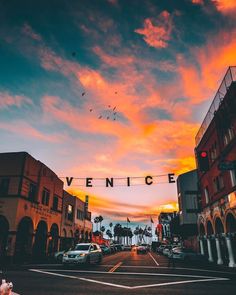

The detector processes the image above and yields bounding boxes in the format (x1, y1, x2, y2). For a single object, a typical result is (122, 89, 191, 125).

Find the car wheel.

(57, 254, 63, 263)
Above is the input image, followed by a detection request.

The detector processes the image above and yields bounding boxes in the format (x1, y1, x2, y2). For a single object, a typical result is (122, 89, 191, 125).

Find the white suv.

(62, 243, 102, 265)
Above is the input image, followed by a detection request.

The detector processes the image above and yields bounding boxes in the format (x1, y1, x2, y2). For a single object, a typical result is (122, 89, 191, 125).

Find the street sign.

(218, 161, 236, 170)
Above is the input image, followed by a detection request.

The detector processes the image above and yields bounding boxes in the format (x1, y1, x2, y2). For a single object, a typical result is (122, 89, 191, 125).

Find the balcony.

(195, 66, 236, 146)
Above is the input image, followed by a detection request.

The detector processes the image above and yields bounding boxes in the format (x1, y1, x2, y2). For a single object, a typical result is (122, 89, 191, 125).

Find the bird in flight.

(82, 92, 86, 96)
(98, 115, 102, 119)
(89, 109, 93, 112)
(113, 106, 116, 111)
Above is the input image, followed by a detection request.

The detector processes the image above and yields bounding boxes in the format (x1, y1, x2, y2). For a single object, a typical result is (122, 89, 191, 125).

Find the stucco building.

(195, 67, 236, 267)
(0, 152, 93, 263)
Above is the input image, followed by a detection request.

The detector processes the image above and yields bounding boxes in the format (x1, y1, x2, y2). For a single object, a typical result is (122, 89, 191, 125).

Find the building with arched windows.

(0, 152, 93, 264)
(195, 67, 236, 267)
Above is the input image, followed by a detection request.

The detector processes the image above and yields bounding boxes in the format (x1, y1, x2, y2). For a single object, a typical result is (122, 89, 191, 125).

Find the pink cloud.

(0, 121, 66, 143)
(0, 92, 32, 109)
(135, 11, 173, 48)
(22, 23, 42, 41)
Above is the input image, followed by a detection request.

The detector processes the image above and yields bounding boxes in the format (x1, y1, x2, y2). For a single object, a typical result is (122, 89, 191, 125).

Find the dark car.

(137, 245, 147, 254)
(100, 245, 111, 255)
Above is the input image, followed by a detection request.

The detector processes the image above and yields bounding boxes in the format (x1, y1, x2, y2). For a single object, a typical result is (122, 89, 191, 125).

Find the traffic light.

(197, 151, 209, 172)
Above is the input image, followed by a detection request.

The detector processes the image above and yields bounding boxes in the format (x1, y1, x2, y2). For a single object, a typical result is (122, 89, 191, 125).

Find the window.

(66, 204, 73, 221)
(28, 183, 37, 201)
(230, 170, 236, 187)
(0, 178, 10, 195)
(52, 195, 59, 211)
(204, 186, 209, 204)
(210, 142, 217, 162)
(42, 189, 50, 206)
(77, 209, 84, 220)
(223, 127, 235, 146)
(213, 175, 224, 193)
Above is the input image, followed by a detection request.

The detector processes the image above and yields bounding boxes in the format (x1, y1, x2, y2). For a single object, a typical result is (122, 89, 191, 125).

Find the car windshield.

(74, 245, 90, 251)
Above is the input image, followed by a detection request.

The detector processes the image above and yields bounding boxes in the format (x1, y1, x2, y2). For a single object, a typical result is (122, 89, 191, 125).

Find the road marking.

(148, 252, 159, 266)
(32, 269, 226, 279)
(101, 265, 236, 275)
(108, 262, 123, 272)
(130, 277, 228, 289)
(29, 269, 229, 290)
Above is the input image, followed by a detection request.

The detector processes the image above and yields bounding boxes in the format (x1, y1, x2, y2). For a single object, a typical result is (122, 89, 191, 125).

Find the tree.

(98, 215, 104, 231)
(106, 229, 113, 239)
(94, 217, 99, 231)
(114, 223, 122, 242)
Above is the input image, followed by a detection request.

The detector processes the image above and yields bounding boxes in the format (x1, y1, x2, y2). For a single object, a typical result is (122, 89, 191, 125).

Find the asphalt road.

(1, 250, 236, 295)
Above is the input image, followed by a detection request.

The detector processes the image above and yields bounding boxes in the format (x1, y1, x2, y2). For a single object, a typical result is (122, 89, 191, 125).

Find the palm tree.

(114, 223, 122, 243)
(106, 229, 113, 240)
(94, 216, 99, 231)
(133, 227, 139, 244)
(100, 226, 105, 233)
(98, 215, 104, 231)
(109, 222, 113, 236)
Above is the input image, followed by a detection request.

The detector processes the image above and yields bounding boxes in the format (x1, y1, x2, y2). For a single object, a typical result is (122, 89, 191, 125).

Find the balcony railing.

(195, 66, 236, 146)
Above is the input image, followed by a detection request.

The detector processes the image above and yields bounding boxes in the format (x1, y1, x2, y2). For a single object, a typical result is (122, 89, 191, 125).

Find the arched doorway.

(48, 224, 59, 256)
(226, 213, 236, 260)
(0, 215, 9, 264)
(206, 220, 217, 262)
(215, 217, 227, 264)
(15, 217, 33, 263)
(33, 220, 48, 262)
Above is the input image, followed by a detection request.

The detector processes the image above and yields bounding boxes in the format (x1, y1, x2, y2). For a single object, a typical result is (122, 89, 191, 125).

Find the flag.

(150, 217, 154, 223)
(127, 217, 130, 223)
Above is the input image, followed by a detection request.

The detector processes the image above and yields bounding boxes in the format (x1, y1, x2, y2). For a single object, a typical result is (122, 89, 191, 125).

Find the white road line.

(29, 269, 229, 290)
(78, 277, 130, 289)
(108, 262, 123, 273)
(131, 277, 229, 289)
(29, 269, 226, 279)
(148, 252, 159, 266)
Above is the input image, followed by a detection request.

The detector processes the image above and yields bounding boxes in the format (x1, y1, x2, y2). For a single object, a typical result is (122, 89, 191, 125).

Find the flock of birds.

(72, 51, 119, 121)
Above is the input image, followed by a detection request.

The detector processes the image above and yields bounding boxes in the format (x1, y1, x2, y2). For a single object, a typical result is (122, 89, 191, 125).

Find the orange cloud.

(67, 188, 178, 222)
(135, 11, 173, 48)
(213, 0, 236, 12)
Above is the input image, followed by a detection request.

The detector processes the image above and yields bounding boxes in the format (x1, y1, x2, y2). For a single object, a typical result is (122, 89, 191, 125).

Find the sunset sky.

(1, 0, 236, 228)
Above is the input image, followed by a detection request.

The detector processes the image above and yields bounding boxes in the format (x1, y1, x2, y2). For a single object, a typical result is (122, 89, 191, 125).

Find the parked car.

(62, 243, 102, 265)
(123, 245, 132, 251)
(115, 244, 124, 251)
(163, 246, 172, 256)
(171, 247, 205, 261)
(137, 245, 147, 254)
(100, 245, 111, 255)
(156, 244, 166, 254)
(109, 245, 117, 254)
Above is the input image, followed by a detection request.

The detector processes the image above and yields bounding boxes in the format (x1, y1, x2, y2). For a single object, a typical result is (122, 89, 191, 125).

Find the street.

(1, 250, 236, 295)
